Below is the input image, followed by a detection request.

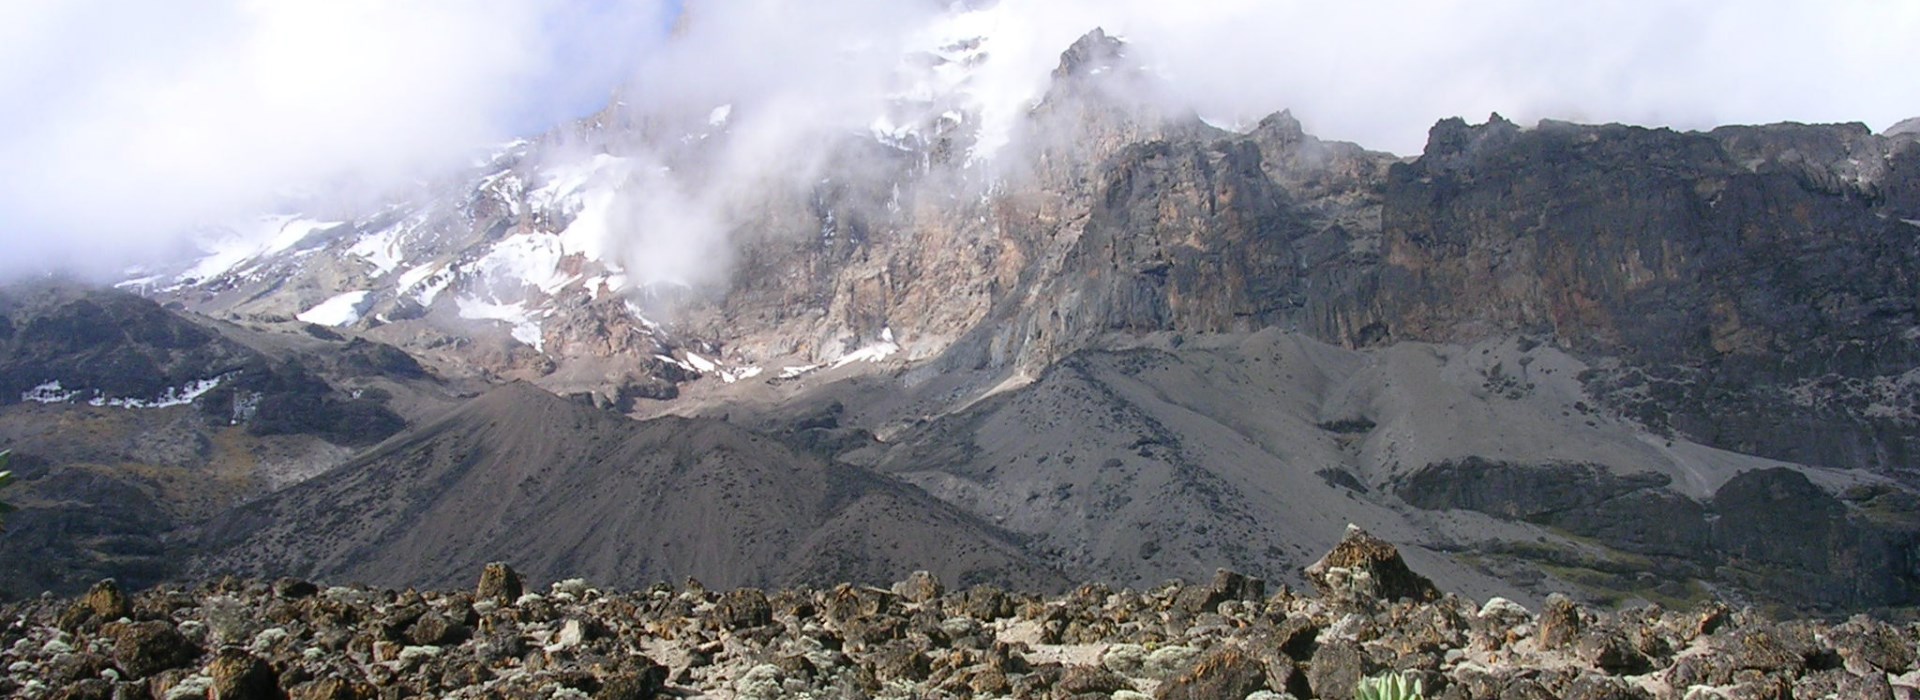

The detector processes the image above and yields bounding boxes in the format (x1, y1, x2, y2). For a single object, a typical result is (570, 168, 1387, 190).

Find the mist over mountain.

(3, 1, 1920, 627)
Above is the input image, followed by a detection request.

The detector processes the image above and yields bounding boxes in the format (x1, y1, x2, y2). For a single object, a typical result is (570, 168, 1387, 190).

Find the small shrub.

(1355, 671, 1424, 700)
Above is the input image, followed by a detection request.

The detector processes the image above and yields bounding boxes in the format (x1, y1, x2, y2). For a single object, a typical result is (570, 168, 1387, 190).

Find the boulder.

(106, 620, 200, 679)
(894, 571, 945, 605)
(207, 648, 278, 700)
(1304, 524, 1440, 604)
(476, 562, 523, 604)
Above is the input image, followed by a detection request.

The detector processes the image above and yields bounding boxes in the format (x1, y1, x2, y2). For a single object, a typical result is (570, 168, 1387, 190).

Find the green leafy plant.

(0, 450, 13, 532)
(1355, 671, 1424, 700)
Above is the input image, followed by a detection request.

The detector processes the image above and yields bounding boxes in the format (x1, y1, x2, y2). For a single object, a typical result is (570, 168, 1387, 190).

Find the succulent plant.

(1355, 671, 1424, 700)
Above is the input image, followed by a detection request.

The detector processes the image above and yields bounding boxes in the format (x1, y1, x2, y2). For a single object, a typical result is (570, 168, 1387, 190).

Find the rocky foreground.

(4, 528, 1917, 700)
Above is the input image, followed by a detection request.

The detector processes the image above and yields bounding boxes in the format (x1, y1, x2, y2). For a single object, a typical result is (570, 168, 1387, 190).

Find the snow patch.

(296, 291, 371, 327)
(684, 352, 718, 373)
(709, 104, 733, 126)
(1904, 219, 1920, 228)
(25, 377, 226, 409)
(397, 264, 451, 305)
(655, 354, 700, 375)
(721, 366, 763, 384)
(1199, 115, 1252, 133)
(831, 329, 901, 368)
(346, 221, 410, 275)
(176, 215, 343, 286)
(474, 234, 576, 296)
(457, 297, 544, 352)
(90, 377, 225, 409)
(22, 381, 79, 404)
(833, 340, 900, 367)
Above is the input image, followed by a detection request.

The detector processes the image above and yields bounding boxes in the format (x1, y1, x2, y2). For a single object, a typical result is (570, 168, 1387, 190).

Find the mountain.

(0, 283, 470, 596)
(194, 381, 1068, 592)
(3, 20, 1917, 614)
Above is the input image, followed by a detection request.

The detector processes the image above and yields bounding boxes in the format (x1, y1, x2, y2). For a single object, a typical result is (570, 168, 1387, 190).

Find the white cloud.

(0, 0, 668, 277)
(4, 0, 1916, 280)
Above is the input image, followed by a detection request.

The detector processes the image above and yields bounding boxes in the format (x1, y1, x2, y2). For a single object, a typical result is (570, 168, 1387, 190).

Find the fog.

(0, 0, 672, 278)
(3, 0, 1916, 281)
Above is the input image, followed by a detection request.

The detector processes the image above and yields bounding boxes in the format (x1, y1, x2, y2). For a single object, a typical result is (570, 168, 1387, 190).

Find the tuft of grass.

(1355, 670, 1424, 700)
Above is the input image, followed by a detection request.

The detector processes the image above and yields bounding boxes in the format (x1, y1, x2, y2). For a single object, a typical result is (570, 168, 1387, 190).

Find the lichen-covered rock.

(206, 648, 278, 700)
(1156, 645, 1267, 700)
(1304, 525, 1441, 604)
(475, 562, 524, 605)
(1538, 593, 1584, 650)
(714, 588, 774, 631)
(894, 571, 945, 605)
(105, 620, 200, 680)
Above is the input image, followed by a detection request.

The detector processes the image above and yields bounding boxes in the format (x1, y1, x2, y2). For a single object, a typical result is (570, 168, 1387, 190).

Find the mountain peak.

(1052, 27, 1128, 80)
(1887, 115, 1920, 139)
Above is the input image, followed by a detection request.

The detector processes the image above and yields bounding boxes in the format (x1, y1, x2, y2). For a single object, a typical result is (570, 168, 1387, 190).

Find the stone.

(895, 571, 945, 605)
(206, 648, 278, 700)
(957, 585, 1014, 621)
(593, 659, 668, 700)
(1272, 614, 1320, 661)
(1537, 594, 1583, 650)
(1156, 645, 1268, 700)
(106, 621, 200, 680)
(864, 640, 931, 681)
(1306, 639, 1370, 700)
(1562, 674, 1652, 700)
(59, 580, 135, 633)
(404, 612, 470, 647)
(1058, 665, 1135, 695)
(286, 675, 360, 698)
(1832, 617, 1916, 673)
(86, 580, 133, 621)
(1174, 568, 1266, 616)
(1304, 525, 1440, 604)
(270, 578, 318, 600)
(476, 562, 524, 604)
(714, 588, 774, 630)
(1576, 628, 1650, 675)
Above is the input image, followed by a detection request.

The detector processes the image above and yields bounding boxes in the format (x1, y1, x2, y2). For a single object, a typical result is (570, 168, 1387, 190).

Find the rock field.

(4, 527, 1916, 699)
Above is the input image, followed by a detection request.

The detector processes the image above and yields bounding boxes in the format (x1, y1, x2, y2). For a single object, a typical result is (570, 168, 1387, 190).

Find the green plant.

(1355, 670, 1424, 700)
(0, 450, 13, 532)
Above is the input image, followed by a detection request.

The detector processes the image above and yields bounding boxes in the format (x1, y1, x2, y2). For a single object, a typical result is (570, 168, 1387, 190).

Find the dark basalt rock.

(207, 647, 279, 700)
(713, 588, 774, 630)
(104, 620, 199, 680)
(476, 562, 523, 604)
(1173, 568, 1265, 616)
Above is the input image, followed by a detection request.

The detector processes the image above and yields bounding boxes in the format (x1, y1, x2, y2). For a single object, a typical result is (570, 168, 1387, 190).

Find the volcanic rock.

(1304, 525, 1441, 604)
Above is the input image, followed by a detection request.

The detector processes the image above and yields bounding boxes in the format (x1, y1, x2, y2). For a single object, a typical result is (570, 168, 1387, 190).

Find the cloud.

(1097, 0, 1920, 153)
(5, 0, 1916, 282)
(0, 0, 669, 278)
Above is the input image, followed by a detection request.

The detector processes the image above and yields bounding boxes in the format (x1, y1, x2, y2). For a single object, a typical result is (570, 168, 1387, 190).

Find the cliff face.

(1358, 119, 1920, 477)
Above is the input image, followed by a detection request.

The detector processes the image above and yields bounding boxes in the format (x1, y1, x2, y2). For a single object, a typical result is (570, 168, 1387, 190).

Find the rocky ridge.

(4, 529, 1916, 700)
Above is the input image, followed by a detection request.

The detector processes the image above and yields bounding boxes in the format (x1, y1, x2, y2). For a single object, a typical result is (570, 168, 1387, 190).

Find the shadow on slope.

(193, 382, 1068, 592)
